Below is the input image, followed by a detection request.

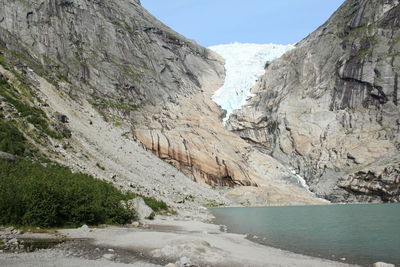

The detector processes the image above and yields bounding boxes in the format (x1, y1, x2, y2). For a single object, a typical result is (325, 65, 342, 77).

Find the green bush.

(0, 119, 27, 155)
(0, 159, 136, 227)
(141, 196, 169, 212)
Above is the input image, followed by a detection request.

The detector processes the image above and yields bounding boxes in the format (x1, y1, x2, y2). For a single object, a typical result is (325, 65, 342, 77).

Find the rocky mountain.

(227, 0, 400, 202)
(0, 0, 325, 207)
(0, 0, 231, 213)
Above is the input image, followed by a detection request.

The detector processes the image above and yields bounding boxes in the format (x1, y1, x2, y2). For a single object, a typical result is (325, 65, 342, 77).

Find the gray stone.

(8, 238, 18, 244)
(131, 221, 140, 227)
(55, 113, 69, 123)
(0, 151, 16, 162)
(124, 198, 154, 220)
(102, 253, 116, 261)
(79, 224, 89, 231)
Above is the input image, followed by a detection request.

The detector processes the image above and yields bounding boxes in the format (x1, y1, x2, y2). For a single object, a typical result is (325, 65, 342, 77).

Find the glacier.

(208, 42, 320, 194)
(209, 42, 294, 121)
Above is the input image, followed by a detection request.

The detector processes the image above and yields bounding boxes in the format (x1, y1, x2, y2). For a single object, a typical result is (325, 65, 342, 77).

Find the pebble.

(108, 248, 114, 252)
(9, 238, 18, 244)
(102, 253, 116, 260)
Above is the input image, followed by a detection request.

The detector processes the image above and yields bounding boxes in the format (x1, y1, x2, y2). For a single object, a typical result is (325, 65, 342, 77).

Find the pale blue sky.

(141, 0, 345, 47)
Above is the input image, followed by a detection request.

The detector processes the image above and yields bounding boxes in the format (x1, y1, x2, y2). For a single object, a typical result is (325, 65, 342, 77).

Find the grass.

(340, 24, 375, 40)
(0, 159, 136, 228)
(92, 95, 142, 112)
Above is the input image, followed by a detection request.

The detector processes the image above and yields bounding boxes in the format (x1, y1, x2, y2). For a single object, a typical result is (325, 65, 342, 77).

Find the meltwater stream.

(211, 204, 400, 266)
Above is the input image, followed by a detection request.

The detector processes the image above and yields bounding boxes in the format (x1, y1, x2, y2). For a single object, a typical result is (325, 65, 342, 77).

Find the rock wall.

(227, 0, 400, 202)
(0, 0, 222, 106)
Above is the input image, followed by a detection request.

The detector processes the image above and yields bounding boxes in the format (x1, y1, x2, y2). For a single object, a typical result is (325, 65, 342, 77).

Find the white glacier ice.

(209, 42, 294, 122)
(208, 42, 322, 194)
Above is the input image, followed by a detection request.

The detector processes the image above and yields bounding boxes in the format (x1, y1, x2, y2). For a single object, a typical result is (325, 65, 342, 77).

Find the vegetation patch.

(0, 156, 170, 228)
(0, 119, 28, 155)
(340, 24, 375, 40)
(92, 95, 142, 111)
(139, 195, 169, 212)
(0, 159, 136, 228)
(0, 73, 63, 139)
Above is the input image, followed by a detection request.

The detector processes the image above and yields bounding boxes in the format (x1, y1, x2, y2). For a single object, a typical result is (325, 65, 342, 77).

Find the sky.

(141, 0, 345, 47)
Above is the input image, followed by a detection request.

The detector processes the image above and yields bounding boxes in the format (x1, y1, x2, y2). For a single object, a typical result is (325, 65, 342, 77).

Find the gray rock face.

(227, 0, 400, 202)
(0, 0, 221, 107)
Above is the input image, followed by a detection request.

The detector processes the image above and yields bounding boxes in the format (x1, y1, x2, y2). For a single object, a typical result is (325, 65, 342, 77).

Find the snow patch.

(209, 42, 294, 122)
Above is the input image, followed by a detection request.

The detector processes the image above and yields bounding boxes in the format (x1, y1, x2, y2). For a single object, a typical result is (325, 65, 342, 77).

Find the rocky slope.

(0, 0, 324, 206)
(227, 0, 400, 202)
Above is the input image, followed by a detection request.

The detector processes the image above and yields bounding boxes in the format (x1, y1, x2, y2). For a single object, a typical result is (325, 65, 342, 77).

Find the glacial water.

(211, 204, 400, 266)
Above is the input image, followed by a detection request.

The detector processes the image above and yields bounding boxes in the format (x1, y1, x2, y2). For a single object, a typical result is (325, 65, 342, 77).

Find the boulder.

(55, 113, 69, 123)
(124, 198, 154, 220)
(102, 253, 116, 261)
(0, 151, 16, 162)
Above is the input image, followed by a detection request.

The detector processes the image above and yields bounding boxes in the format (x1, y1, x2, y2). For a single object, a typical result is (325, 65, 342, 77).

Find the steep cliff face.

(0, 0, 233, 210)
(0, 0, 324, 205)
(228, 0, 400, 202)
(0, 0, 222, 106)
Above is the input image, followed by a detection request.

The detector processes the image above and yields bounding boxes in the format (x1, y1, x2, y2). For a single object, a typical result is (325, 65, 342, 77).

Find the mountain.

(227, 0, 400, 203)
(0, 0, 231, 212)
(0, 0, 324, 208)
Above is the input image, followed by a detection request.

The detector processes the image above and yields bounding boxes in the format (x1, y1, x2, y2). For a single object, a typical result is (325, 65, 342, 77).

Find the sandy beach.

(0, 216, 356, 267)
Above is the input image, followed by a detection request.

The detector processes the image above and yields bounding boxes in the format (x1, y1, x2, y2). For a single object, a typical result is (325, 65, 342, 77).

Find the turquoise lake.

(210, 204, 400, 266)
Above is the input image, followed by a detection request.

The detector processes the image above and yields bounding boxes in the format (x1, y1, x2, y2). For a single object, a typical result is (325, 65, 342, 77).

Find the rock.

(0, 151, 16, 162)
(131, 221, 140, 227)
(11, 229, 22, 235)
(55, 113, 69, 123)
(102, 253, 116, 261)
(107, 248, 114, 252)
(373, 262, 395, 267)
(165, 264, 178, 267)
(79, 224, 89, 231)
(8, 238, 18, 245)
(3, 227, 14, 235)
(176, 256, 191, 267)
(125, 198, 154, 220)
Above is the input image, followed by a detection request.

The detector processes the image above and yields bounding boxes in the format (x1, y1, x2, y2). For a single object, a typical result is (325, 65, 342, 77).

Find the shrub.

(0, 159, 136, 227)
(0, 119, 27, 155)
(140, 196, 169, 212)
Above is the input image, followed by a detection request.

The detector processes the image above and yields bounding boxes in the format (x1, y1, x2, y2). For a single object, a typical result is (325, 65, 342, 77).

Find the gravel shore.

(1, 217, 357, 267)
